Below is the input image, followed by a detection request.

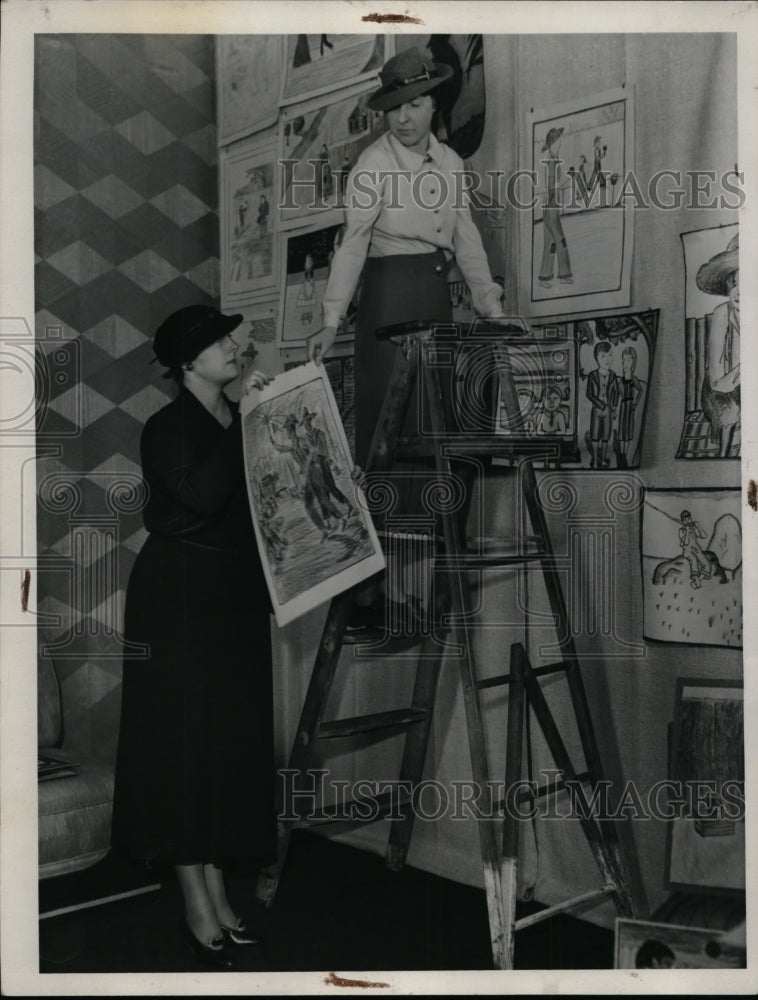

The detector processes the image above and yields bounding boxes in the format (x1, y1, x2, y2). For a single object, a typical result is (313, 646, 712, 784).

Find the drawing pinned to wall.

(220, 139, 277, 308)
(395, 34, 485, 157)
(523, 88, 634, 317)
(240, 363, 384, 625)
(278, 221, 359, 345)
(281, 34, 387, 106)
(665, 679, 745, 894)
(676, 224, 740, 459)
(216, 35, 282, 145)
(279, 84, 385, 227)
(577, 309, 657, 469)
(642, 489, 742, 648)
(493, 340, 577, 447)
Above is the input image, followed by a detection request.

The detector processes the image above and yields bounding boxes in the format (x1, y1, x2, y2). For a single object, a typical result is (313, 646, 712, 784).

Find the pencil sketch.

(240, 363, 384, 625)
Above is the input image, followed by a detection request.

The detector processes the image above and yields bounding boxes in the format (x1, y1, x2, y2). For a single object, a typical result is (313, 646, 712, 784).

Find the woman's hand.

(307, 325, 338, 366)
(244, 369, 274, 393)
(350, 464, 368, 492)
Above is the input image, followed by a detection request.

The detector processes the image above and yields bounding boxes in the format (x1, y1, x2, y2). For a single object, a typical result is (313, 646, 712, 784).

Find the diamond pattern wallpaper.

(35, 35, 220, 763)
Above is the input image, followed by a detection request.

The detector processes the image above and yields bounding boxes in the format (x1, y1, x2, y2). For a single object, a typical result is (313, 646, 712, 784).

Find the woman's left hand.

(244, 369, 274, 393)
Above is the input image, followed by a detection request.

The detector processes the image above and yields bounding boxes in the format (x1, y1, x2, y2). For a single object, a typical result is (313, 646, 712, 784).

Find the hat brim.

(541, 127, 565, 152)
(367, 64, 453, 112)
(696, 248, 739, 297)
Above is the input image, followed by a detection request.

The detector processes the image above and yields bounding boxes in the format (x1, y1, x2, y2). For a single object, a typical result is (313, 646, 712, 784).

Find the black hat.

(367, 47, 453, 113)
(151, 305, 243, 371)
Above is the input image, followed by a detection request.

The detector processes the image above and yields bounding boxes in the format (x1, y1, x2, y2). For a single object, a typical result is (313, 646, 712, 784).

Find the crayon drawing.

(523, 88, 633, 317)
(642, 489, 742, 648)
(665, 679, 744, 894)
(221, 140, 277, 307)
(279, 85, 385, 227)
(676, 224, 740, 459)
(282, 34, 386, 105)
(240, 363, 384, 625)
(216, 35, 281, 144)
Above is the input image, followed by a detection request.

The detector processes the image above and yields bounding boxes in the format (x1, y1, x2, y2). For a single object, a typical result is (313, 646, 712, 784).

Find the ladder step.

(514, 886, 616, 931)
(317, 708, 427, 739)
(439, 553, 548, 569)
(477, 660, 568, 690)
(296, 789, 412, 826)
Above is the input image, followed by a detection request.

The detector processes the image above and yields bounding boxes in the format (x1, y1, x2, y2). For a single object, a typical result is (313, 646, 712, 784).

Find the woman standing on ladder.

(306, 47, 505, 632)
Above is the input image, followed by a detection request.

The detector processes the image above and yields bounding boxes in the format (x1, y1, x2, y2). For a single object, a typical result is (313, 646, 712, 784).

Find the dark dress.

(111, 387, 275, 866)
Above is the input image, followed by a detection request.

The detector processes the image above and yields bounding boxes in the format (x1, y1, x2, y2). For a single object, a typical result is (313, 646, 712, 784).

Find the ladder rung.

(525, 770, 592, 802)
(439, 553, 547, 569)
(514, 886, 616, 931)
(477, 660, 569, 690)
(317, 708, 427, 739)
(296, 789, 412, 826)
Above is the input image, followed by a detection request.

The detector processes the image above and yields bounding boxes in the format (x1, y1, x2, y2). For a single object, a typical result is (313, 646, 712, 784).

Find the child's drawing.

(241, 363, 384, 625)
(279, 85, 385, 227)
(676, 224, 740, 459)
(524, 88, 633, 317)
(642, 489, 742, 648)
(282, 34, 386, 105)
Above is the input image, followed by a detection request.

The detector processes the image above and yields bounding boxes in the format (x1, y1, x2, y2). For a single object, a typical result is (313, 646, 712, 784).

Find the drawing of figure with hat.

(537, 126, 574, 288)
(697, 232, 739, 457)
(300, 407, 352, 540)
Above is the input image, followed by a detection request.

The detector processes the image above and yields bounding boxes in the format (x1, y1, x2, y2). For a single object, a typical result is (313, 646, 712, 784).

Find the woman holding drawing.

(112, 305, 276, 969)
(306, 47, 505, 631)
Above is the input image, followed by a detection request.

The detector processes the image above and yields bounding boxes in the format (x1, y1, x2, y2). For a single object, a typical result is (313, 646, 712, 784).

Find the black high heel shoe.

(183, 920, 235, 968)
(219, 917, 262, 947)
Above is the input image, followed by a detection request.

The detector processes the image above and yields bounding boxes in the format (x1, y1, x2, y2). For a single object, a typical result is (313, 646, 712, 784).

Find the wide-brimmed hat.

(541, 127, 564, 152)
(151, 305, 242, 371)
(696, 233, 739, 297)
(367, 47, 453, 112)
(300, 407, 317, 424)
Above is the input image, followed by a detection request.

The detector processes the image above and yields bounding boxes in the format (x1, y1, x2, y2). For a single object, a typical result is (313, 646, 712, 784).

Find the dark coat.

(111, 387, 275, 865)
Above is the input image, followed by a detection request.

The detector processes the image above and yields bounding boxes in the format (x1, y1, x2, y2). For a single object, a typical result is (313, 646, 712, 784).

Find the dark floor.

(39, 830, 613, 973)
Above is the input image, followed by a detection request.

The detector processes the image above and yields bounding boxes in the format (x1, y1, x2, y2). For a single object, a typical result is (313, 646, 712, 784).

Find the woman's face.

(622, 352, 633, 375)
(385, 95, 435, 153)
(190, 334, 239, 387)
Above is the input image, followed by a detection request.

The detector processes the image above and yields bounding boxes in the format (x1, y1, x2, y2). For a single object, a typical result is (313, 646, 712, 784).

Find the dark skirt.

(354, 249, 452, 467)
(111, 533, 276, 866)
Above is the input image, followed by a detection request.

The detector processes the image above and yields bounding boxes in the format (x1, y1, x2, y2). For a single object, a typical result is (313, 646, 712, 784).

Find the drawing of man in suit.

(585, 341, 619, 468)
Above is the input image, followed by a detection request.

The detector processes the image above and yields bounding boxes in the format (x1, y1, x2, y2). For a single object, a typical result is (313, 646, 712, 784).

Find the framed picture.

(522, 87, 634, 317)
(216, 35, 282, 145)
(676, 223, 740, 459)
(240, 362, 384, 626)
(493, 338, 577, 446)
(642, 489, 742, 648)
(278, 82, 386, 229)
(277, 218, 359, 346)
(227, 299, 279, 401)
(281, 33, 387, 106)
(664, 678, 745, 895)
(220, 138, 278, 308)
(615, 918, 745, 969)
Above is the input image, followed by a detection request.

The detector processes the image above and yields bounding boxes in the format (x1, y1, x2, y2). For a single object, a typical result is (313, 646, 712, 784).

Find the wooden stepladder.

(258, 319, 636, 969)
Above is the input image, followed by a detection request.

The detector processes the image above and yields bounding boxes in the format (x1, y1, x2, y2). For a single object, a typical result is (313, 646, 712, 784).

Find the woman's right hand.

(307, 325, 338, 366)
